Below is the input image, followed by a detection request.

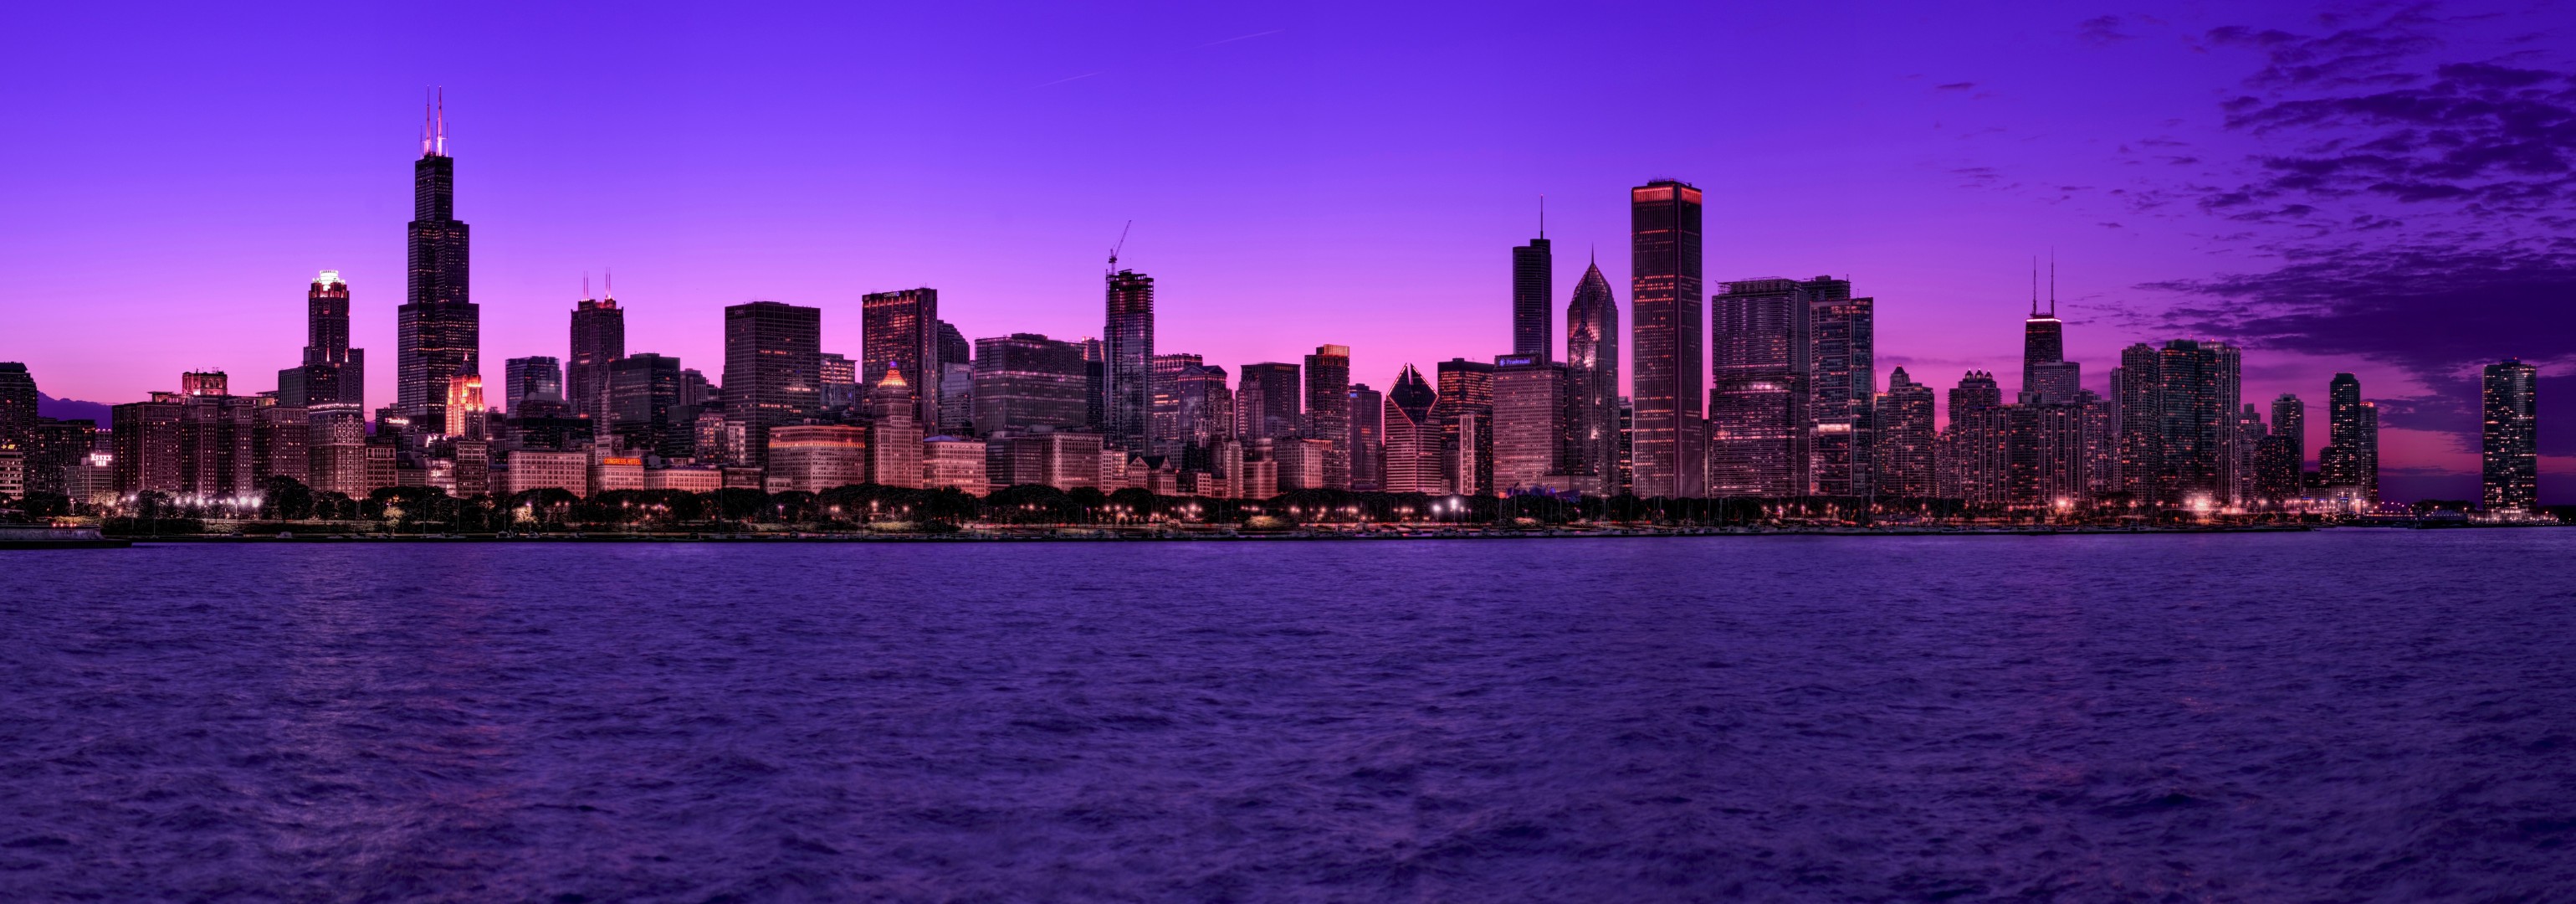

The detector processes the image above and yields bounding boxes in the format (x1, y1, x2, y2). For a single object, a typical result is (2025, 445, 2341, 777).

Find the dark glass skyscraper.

(1304, 344, 1350, 489)
(1565, 260, 1619, 496)
(0, 362, 35, 451)
(1512, 229, 1551, 362)
(503, 356, 563, 412)
(1433, 357, 1496, 496)
(1104, 270, 1155, 451)
(398, 93, 477, 429)
(2319, 372, 2379, 504)
(863, 287, 941, 425)
(723, 301, 822, 467)
(1347, 383, 1383, 492)
(1237, 362, 1303, 441)
(2482, 358, 2538, 512)
(2020, 265, 2077, 403)
(608, 352, 687, 457)
(568, 295, 626, 422)
(1808, 285, 1874, 497)
(972, 333, 1090, 437)
(1629, 179, 1703, 497)
(1708, 277, 1813, 496)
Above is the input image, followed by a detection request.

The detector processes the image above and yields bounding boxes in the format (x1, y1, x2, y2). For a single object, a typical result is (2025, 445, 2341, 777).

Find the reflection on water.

(3, 532, 2573, 901)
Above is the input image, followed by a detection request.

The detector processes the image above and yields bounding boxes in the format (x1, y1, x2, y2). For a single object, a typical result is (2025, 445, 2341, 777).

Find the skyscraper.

(971, 333, 1089, 437)
(2319, 372, 2379, 505)
(1513, 226, 1551, 362)
(1492, 354, 1576, 492)
(1176, 363, 1235, 472)
(503, 356, 564, 413)
(936, 321, 970, 376)
(1629, 179, 1703, 498)
(1381, 365, 1440, 494)
(608, 353, 687, 457)
(863, 287, 940, 424)
(278, 270, 366, 409)
(2155, 340, 2237, 506)
(1433, 357, 1497, 496)
(1305, 344, 1351, 489)
(1104, 270, 1155, 451)
(568, 293, 625, 422)
(1941, 371, 2008, 507)
(2020, 264, 2079, 403)
(0, 363, 38, 453)
(1237, 362, 1303, 441)
(2482, 359, 2538, 512)
(398, 92, 477, 429)
(1148, 352, 1202, 458)
(1565, 259, 1619, 496)
(1708, 277, 1812, 496)
(722, 301, 822, 467)
(1347, 383, 1384, 492)
(2117, 344, 2165, 504)
(1873, 367, 1935, 497)
(1809, 288, 1875, 497)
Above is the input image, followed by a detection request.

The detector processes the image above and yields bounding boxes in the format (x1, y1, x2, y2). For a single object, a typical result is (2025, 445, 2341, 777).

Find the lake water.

(3, 531, 2573, 901)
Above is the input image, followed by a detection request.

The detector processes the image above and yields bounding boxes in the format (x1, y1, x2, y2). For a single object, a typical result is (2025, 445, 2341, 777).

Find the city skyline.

(5, 3, 2570, 502)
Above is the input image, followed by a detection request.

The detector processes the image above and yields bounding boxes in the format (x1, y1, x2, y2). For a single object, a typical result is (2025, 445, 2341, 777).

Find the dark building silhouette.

(568, 295, 625, 421)
(1808, 285, 1874, 497)
(278, 270, 366, 409)
(503, 356, 564, 413)
(1434, 357, 1496, 496)
(1565, 259, 1619, 496)
(722, 301, 822, 467)
(608, 353, 688, 458)
(1237, 362, 1303, 441)
(398, 92, 477, 428)
(1629, 179, 1704, 498)
(1873, 367, 1935, 497)
(1347, 383, 1383, 492)
(0, 362, 36, 452)
(1513, 228, 1551, 362)
(2482, 359, 2538, 511)
(1708, 276, 1827, 496)
(2318, 372, 2379, 505)
(1148, 352, 1202, 459)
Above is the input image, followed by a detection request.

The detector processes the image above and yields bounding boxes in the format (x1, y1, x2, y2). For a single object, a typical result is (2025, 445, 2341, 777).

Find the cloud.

(2078, 15, 2135, 46)
(1936, 81, 1978, 91)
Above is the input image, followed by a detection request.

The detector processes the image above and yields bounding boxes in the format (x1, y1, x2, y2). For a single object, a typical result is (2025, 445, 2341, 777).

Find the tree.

(259, 475, 315, 521)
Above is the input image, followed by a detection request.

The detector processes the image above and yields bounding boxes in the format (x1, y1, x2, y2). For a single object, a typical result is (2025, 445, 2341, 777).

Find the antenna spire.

(604, 268, 613, 300)
(433, 88, 447, 157)
(422, 88, 435, 156)
(1539, 195, 1545, 239)
(2048, 249, 2057, 316)
(2030, 257, 2039, 316)
(583, 272, 592, 299)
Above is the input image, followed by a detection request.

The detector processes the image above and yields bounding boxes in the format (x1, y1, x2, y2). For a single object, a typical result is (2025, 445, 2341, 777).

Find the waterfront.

(3, 532, 2573, 901)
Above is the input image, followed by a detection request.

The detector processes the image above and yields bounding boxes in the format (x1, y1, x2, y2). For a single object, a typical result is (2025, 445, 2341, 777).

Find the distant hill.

(37, 392, 112, 424)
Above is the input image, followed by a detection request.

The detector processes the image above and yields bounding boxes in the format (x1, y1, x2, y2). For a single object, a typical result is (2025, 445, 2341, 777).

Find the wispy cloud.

(1197, 28, 1283, 49)
(1032, 71, 1101, 89)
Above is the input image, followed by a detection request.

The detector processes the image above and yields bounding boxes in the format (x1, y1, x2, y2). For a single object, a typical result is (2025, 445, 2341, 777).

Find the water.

(3, 531, 2573, 901)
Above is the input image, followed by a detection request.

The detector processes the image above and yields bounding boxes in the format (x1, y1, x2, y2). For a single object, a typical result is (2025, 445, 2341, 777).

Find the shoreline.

(72, 524, 2390, 544)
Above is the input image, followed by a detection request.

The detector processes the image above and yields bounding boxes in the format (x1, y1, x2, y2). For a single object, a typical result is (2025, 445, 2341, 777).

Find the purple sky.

(4, 2, 2568, 501)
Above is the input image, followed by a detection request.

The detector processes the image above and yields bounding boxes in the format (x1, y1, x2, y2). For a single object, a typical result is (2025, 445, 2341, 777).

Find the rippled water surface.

(5, 531, 2575, 901)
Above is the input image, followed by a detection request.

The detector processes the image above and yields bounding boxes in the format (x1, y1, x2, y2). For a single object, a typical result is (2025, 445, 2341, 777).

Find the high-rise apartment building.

(0, 362, 36, 452)
(1513, 229, 1551, 362)
(722, 301, 822, 467)
(1708, 277, 1814, 496)
(1304, 345, 1350, 490)
(278, 270, 366, 409)
(1629, 179, 1703, 498)
(1873, 367, 1936, 497)
(2151, 340, 2239, 506)
(971, 333, 1089, 437)
(1104, 270, 1155, 451)
(1176, 363, 1235, 472)
(1941, 372, 2009, 507)
(398, 94, 477, 428)
(2116, 344, 2165, 504)
(568, 295, 625, 421)
(2482, 359, 2538, 512)
(1565, 260, 1618, 496)
(863, 287, 940, 424)
(1809, 288, 1875, 497)
(2318, 372, 2379, 504)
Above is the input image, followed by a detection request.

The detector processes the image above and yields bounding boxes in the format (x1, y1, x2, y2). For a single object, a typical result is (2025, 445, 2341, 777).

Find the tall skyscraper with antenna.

(1512, 202, 1552, 362)
(2022, 258, 2077, 403)
(568, 274, 625, 423)
(397, 90, 478, 431)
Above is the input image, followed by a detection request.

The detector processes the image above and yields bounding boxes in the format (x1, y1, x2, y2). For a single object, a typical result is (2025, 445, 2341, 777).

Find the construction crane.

(1108, 220, 1132, 272)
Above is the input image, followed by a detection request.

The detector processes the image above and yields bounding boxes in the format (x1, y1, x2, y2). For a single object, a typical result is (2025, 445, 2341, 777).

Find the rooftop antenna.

(2030, 256, 2040, 316)
(1539, 195, 1546, 239)
(604, 268, 614, 300)
(433, 87, 447, 157)
(2048, 249, 2057, 316)
(422, 88, 435, 156)
(583, 272, 592, 299)
(1108, 219, 1132, 273)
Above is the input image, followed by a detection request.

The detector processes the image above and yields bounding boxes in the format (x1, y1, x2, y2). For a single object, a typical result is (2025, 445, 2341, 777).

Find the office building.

(0, 362, 36, 453)
(1708, 277, 1815, 496)
(765, 424, 868, 494)
(1305, 345, 1350, 489)
(819, 352, 860, 411)
(921, 435, 989, 496)
(1434, 357, 1496, 496)
(1492, 355, 1577, 493)
(1940, 372, 2009, 506)
(503, 356, 563, 413)
(1237, 362, 1303, 440)
(1381, 365, 1439, 494)
(1629, 178, 1704, 498)
(863, 287, 940, 424)
(1565, 259, 1619, 495)
(723, 300, 822, 467)
(607, 353, 686, 457)
(398, 94, 478, 428)
(1513, 227, 1551, 361)
(1873, 367, 1935, 497)
(971, 333, 1089, 436)
(2318, 372, 2379, 504)
(1149, 352, 1202, 458)
(1809, 287, 1874, 497)
(1176, 363, 1235, 472)
(568, 295, 625, 421)
(278, 270, 366, 409)
(1347, 383, 1383, 492)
